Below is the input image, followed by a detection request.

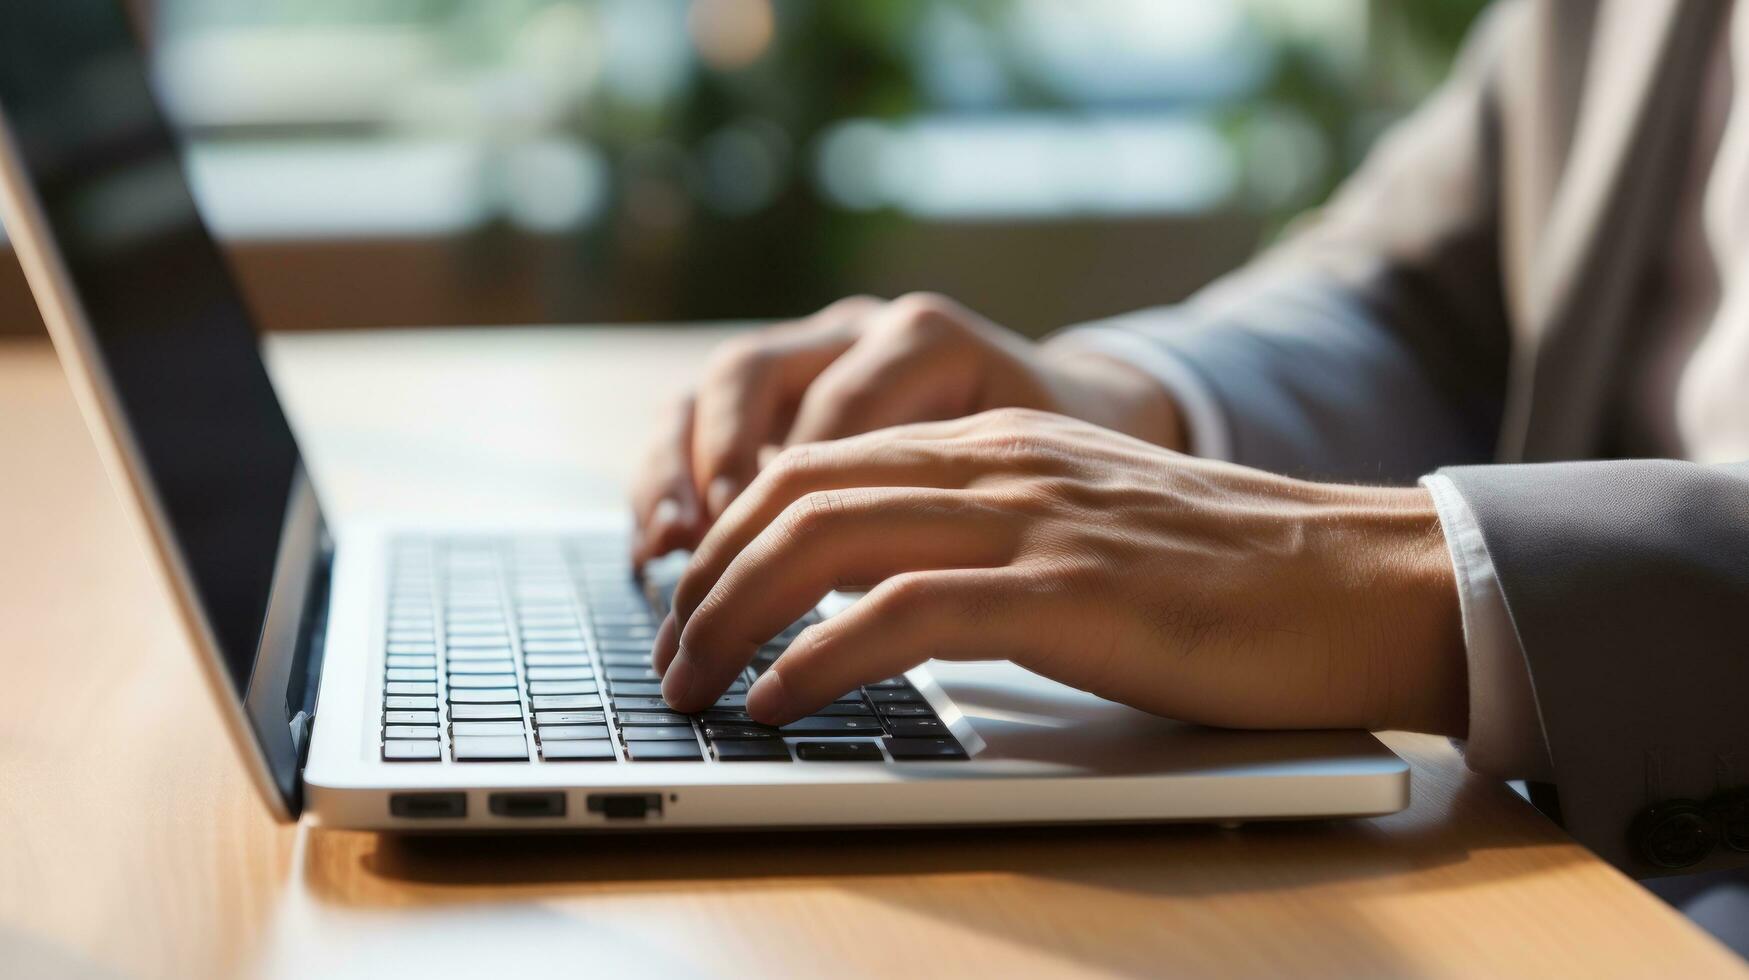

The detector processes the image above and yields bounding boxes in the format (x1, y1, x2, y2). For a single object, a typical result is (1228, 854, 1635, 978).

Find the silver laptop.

(0, 0, 1407, 830)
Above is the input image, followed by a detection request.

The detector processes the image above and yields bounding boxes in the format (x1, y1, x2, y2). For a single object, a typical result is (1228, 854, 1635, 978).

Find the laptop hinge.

(285, 534, 334, 779)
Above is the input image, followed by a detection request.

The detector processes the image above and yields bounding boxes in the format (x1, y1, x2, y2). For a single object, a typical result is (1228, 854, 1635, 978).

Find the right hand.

(629, 292, 1185, 565)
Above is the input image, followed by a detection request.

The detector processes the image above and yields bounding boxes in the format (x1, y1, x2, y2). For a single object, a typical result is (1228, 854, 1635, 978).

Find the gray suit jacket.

(1092, 0, 1749, 876)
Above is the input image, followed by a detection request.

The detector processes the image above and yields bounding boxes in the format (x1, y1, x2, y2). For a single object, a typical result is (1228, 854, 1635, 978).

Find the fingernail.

(650, 497, 681, 532)
(746, 668, 788, 723)
(706, 475, 739, 518)
(661, 650, 695, 709)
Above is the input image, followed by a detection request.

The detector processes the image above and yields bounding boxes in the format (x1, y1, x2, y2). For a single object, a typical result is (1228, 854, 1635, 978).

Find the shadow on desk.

(284, 743, 1594, 978)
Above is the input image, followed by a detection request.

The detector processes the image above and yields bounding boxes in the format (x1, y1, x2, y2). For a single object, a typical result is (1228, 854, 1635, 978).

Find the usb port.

(389, 792, 467, 819)
(586, 793, 663, 820)
(489, 792, 567, 818)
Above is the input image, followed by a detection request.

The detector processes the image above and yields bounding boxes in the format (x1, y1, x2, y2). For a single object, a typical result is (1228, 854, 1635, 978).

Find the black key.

(606, 680, 663, 697)
(877, 703, 934, 718)
(451, 703, 524, 721)
(619, 725, 695, 741)
(780, 716, 884, 736)
(523, 641, 586, 654)
(532, 694, 602, 710)
(541, 740, 616, 761)
(701, 708, 754, 723)
(814, 702, 875, 717)
(885, 717, 948, 737)
(595, 625, 655, 641)
(701, 723, 779, 741)
(538, 724, 610, 741)
(605, 666, 661, 683)
(444, 610, 504, 624)
(525, 667, 594, 681)
(384, 710, 439, 725)
(446, 648, 514, 661)
(714, 740, 792, 761)
(528, 681, 598, 696)
(866, 689, 923, 705)
(619, 711, 689, 726)
(524, 653, 591, 667)
(518, 616, 580, 630)
(535, 710, 605, 726)
(446, 659, 516, 674)
(447, 622, 509, 636)
(591, 612, 654, 626)
(385, 681, 437, 696)
(384, 695, 439, 711)
(795, 741, 883, 762)
(449, 674, 518, 689)
(452, 735, 529, 761)
(712, 694, 748, 709)
(521, 628, 585, 642)
(864, 677, 912, 690)
(448, 635, 512, 648)
(885, 737, 968, 760)
(383, 741, 441, 761)
(451, 721, 527, 737)
(613, 696, 672, 712)
(834, 692, 866, 704)
(450, 688, 521, 704)
(383, 725, 440, 740)
(624, 740, 702, 761)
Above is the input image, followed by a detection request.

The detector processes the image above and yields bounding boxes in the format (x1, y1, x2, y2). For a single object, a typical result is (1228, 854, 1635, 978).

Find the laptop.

(0, 0, 1408, 830)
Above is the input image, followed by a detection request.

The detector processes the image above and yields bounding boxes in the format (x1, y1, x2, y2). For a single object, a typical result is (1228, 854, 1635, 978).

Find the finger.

(674, 408, 1081, 616)
(659, 488, 1015, 712)
(629, 394, 705, 566)
(784, 329, 969, 445)
(656, 431, 998, 670)
(689, 296, 880, 518)
(650, 609, 680, 675)
(745, 567, 1038, 724)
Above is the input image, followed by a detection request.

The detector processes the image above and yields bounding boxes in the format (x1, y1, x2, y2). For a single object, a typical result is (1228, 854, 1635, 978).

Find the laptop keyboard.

(378, 533, 968, 764)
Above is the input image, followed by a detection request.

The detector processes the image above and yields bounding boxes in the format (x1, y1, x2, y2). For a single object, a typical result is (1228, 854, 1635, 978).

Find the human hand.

(652, 408, 1468, 736)
(629, 293, 1184, 565)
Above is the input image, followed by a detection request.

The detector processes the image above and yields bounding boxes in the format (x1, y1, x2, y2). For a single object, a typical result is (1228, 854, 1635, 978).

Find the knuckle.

(979, 405, 1051, 428)
(826, 294, 883, 318)
(765, 442, 822, 488)
(883, 292, 964, 341)
(706, 336, 771, 379)
(778, 488, 849, 540)
(874, 572, 939, 618)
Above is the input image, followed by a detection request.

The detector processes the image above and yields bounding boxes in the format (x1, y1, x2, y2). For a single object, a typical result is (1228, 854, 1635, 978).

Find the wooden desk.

(0, 329, 1742, 979)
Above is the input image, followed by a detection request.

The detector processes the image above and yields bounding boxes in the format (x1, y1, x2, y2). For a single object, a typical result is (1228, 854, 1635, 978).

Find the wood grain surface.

(0, 330, 1741, 979)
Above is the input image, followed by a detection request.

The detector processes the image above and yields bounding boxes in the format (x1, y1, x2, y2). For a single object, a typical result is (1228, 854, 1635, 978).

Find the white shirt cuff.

(1422, 473, 1555, 782)
(1049, 323, 1233, 461)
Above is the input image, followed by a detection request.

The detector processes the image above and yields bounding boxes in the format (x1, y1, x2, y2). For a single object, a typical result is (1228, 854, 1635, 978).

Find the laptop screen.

(0, 3, 308, 699)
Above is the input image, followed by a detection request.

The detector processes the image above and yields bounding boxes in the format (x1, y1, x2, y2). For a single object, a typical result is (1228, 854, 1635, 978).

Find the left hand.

(651, 408, 1468, 735)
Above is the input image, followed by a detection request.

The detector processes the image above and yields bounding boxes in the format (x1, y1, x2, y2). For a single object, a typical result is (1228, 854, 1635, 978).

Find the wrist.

(1041, 347, 1189, 451)
(1336, 485, 1469, 735)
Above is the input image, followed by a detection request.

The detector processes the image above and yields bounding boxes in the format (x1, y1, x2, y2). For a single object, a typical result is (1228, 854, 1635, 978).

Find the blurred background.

(0, 0, 1489, 338)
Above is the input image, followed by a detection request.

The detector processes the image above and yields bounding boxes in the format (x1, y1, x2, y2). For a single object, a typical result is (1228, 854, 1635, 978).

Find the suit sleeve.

(1051, 1, 1523, 483)
(1439, 459, 1749, 877)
